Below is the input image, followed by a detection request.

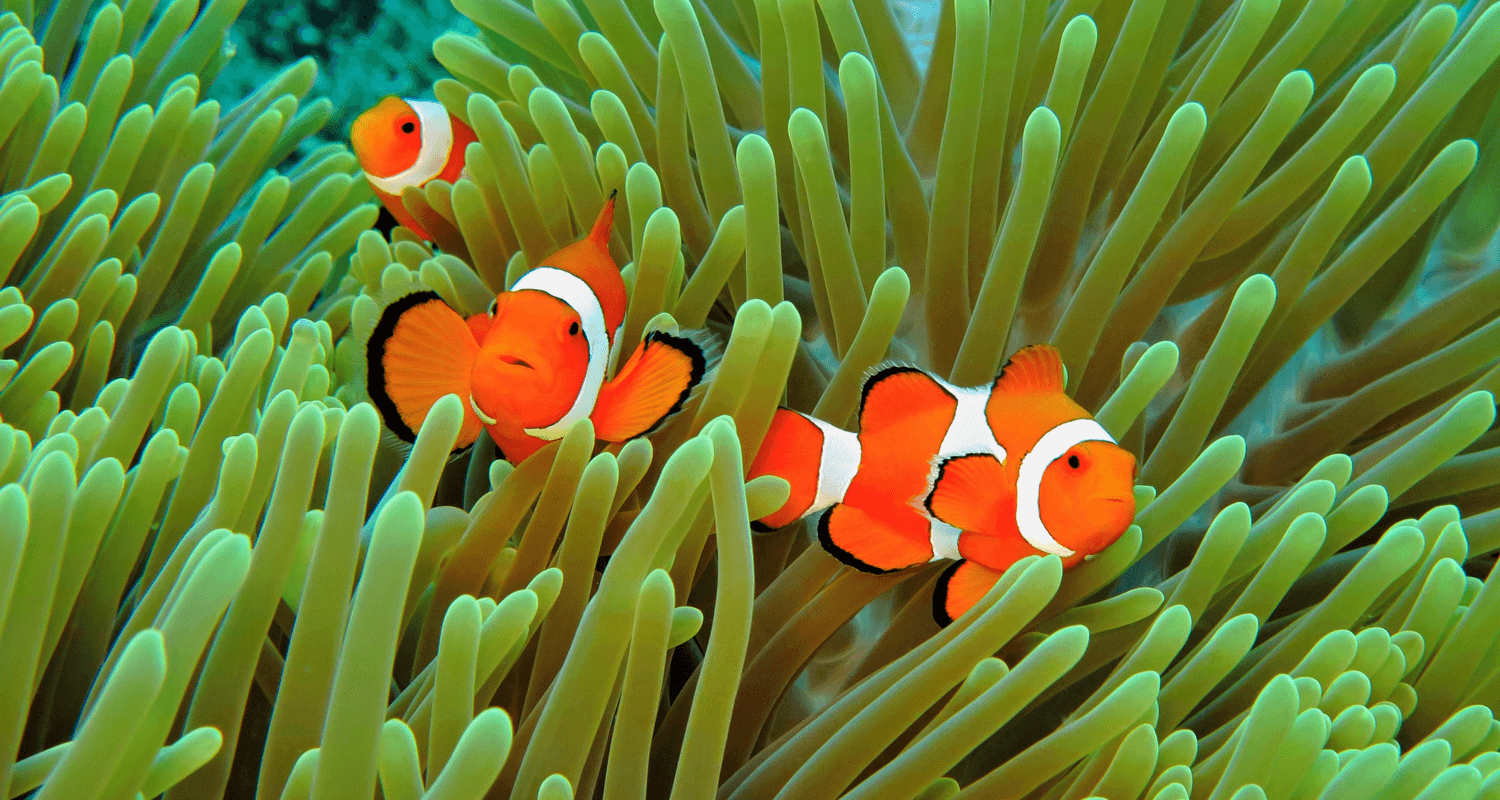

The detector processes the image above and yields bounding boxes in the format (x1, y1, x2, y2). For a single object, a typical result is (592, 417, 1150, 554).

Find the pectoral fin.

(926, 454, 1012, 533)
(591, 330, 711, 441)
(365, 290, 485, 450)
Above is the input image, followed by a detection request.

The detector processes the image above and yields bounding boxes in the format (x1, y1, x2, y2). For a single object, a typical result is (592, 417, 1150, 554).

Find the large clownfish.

(350, 96, 477, 241)
(747, 345, 1138, 625)
(359, 193, 716, 463)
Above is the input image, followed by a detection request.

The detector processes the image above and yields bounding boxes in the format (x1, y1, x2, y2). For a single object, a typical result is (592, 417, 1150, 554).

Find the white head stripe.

(511, 267, 609, 440)
(809, 416, 860, 510)
(1014, 418, 1116, 557)
(366, 100, 453, 195)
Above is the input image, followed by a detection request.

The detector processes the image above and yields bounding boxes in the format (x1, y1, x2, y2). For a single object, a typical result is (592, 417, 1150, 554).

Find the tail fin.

(746, 409, 858, 531)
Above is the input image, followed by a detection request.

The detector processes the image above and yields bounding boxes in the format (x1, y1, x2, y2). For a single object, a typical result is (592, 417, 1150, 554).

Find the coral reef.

(1, 0, 1500, 797)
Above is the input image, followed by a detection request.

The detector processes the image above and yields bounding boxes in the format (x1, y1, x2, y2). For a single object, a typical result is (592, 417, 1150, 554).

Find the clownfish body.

(360, 194, 716, 463)
(747, 345, 1138, 625)
(350, 96, 477, 241)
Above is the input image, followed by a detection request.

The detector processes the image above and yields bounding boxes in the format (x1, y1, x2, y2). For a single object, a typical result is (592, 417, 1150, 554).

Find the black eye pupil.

(1068, 455, 1080, 469)
(401, 121, 415, 134)
(569, 322, 579, 335)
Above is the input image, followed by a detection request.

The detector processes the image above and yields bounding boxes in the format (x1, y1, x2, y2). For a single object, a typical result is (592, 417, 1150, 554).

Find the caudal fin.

(591, 329, 713, 442)
(363, 290, 486, 451)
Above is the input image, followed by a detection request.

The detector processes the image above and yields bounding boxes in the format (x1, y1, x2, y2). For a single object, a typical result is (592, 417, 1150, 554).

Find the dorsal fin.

(858, 364, 953, 433)
(589, 189, 617, 248)
(994, 344, 1067, 394)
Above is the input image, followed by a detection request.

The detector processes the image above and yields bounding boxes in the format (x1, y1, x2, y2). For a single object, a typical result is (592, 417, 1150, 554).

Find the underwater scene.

(2, 0, 1500, 796)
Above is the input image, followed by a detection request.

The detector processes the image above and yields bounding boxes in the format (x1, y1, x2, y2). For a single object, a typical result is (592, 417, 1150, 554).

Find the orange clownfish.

(350, 96, 478, 241)
(361, 193, 716, 463)
(747, 345, 1138, 625)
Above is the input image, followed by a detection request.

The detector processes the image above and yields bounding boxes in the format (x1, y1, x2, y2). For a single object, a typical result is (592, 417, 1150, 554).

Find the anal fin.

(592, 330, 713, 441)
(933, 560, 1003, 626)
(817, 503, 932, 573)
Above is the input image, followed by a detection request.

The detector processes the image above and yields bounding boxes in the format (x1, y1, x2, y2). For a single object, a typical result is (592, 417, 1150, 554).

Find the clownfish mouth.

(498, 355, 534, 370)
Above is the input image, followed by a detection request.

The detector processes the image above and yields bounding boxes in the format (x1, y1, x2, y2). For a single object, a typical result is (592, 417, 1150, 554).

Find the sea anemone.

(3, 0, 1500, 797)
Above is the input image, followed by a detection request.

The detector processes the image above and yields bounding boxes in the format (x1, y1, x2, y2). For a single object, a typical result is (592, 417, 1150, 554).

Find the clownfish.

(359, 193, 716, 463)
(350, 96, 477, 241)
(747, 345, 1138, 625)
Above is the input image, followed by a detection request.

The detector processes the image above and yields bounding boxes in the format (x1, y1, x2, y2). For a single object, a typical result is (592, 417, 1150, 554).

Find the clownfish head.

(470, 291, 591, 431)
(350, 96, 427, 182)
(983, 344, 1138, 563)
(468, 193, 627, 436)
(1034, 435, 1138, 557)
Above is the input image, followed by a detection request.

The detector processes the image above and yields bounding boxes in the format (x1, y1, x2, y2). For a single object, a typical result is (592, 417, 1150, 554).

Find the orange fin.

(927, 454, 1011, 532)
(592, 329, 713, 441)
(589, 189, 617, 247)
(994, 344, 1066, 393)
(817, 504, 932, 574)
(858, 365, 954, 433)
(366, 291, 485, 451)
(933, 560, 1003, 626)
(748, 409, 826, 532)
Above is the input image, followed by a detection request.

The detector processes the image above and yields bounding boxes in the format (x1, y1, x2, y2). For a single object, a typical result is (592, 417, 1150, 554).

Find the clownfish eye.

(1067, 454, 1081, 469)
(398, 118, 417, 135)
(487, 299, 497, 316)
(568, 321, 580, 336)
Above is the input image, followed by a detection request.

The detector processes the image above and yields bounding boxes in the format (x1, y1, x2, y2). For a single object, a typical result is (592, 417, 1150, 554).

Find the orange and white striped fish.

(747, 345, 1138, 625)
(350, 96, 477, 241)
(359, 193, 717, 463)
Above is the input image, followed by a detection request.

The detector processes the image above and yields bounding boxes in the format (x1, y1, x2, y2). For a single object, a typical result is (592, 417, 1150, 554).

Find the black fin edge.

(816, 505, 901, 575)
(931, 559, 966, 627)
(856, 365, 927, 426)
(923, 452, 1002, 518)
(627, 329, 710, 439)
(366, 290, 445, 445)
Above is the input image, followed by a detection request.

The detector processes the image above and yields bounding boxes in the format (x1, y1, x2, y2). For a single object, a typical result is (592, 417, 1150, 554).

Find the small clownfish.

(360, 193, 717, 463)
(747, 345, 1138, 626)
(350, 96, 478, 241)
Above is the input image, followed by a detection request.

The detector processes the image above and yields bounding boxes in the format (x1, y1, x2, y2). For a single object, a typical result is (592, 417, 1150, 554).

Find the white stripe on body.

(808, 414, 860, 516)
(921, 383, 1008, 562)
(365, 100, 453, 195)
